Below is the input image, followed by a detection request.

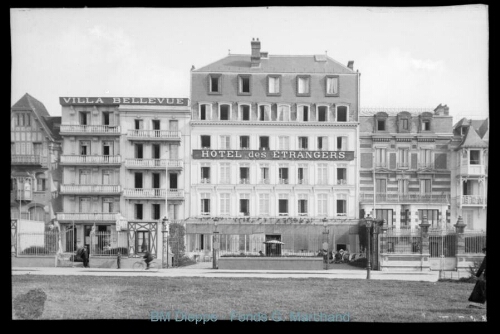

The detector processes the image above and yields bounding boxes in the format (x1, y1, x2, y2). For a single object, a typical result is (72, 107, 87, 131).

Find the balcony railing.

(61, 155, 121, 164)
(11, 155, 42, 165)
(239, 178, 250, 184)
(297, 179, 308, 185)
(461, 195, 486, 205)
(127, 129, 180, 140)
(124, 159, 183, 169)
(337, 179, 347, 185)
(13, 190, 32, 201)
(359, 193, 449, 203)
(60, 185, 121, 194)
(397, 162, 409, 169)
(123, 188, 184, 199)
(460, 164, 485, 175)
(56, 212, 119, 221)
(418, 162, 434, 169)
(375, 162, 387, 168)
(200, 178, 211, 184)
(260, 179, 270, 184)
(60, 124, 121, 134)
(279, 179, 289, 184)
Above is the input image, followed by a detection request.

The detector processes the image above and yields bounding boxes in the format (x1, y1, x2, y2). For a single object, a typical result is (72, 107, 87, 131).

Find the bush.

(176, 255, 196, 267)
(20, 246, 53, 255)
(348, 257, 367, 268)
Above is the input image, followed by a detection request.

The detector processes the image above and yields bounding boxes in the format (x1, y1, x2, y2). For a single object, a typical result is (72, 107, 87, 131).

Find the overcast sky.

(11, 6, 489, 123)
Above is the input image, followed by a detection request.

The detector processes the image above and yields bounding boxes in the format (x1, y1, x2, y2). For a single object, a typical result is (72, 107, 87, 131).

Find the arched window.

(198, 103, 212, 120)
(277, 105, 291, 122)
(336, 105, 349, 122)
(29, 206, 46, 222)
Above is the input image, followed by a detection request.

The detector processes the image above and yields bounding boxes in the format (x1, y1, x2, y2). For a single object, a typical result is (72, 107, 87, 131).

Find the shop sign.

(192, 150, 355, 161)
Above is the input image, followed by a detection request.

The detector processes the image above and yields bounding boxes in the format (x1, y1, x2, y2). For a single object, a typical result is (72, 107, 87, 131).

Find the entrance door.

(136, 231, 150, 253)
(153, 173, 161, 196)
(265, 235, 282, 256)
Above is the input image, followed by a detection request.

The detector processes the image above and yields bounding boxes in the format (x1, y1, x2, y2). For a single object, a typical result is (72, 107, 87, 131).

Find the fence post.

(419, 214, 431, 271)
(454, 216, 467, 276)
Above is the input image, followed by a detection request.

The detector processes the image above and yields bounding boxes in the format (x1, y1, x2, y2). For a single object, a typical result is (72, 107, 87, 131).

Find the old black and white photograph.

(10, 6, 488, 322)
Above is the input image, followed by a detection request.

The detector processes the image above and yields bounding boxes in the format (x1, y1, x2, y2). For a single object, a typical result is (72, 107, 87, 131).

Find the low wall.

(379, 253, 431, 271)
(12, 255, 170, 269)
(218, 257, 324, 270)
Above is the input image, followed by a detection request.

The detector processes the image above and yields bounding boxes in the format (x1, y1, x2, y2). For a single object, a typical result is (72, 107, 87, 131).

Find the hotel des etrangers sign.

(60, 97, 188, 106)
(192, 150, 354, 161)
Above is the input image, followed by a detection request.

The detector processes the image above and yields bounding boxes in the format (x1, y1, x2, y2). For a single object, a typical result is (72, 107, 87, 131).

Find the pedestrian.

(468, 247, 486, 308)
(117, 251, 121, 269)
(82, 245, 90, 268)
(143, 250, 153, 270)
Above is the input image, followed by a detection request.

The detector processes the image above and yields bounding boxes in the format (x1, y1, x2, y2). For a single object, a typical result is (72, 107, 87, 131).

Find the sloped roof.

(12, 93, 50, 117)
(43, 116, 62, 141)
(477, 118, 489, 139)
(194, 54, 355, 74)
(453, 117, 489, 139)
(457, 124, 488, 149)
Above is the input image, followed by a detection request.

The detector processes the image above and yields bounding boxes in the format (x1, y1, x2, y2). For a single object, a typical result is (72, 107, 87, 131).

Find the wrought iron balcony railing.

(60, 185, 121, 194)
(127, 129, 180, 140)
(461, 195, 486, 205)
(60, 124, 121, 134)
(61, 155, 121, 164)
(359, 192, 449, 203)
(56, 212, 119, 221)
(11, 155, 43, 165)
(124, 159, 183, 169)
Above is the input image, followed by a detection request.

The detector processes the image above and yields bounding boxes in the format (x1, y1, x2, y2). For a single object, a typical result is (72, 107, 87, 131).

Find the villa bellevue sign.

(193, 150, 354, 161)
(59, 97, 188, 106)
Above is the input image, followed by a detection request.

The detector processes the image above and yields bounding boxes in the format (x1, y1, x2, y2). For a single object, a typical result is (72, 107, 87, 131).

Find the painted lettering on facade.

(193, 150, 354, 161)
(59, 97, 188, 106)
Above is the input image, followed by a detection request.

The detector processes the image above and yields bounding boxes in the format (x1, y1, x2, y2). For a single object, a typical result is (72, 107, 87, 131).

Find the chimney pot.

(347, 61, 354, 70)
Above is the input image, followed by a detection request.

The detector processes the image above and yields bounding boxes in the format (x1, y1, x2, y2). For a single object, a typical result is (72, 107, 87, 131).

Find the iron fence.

(429, 230, 457, 257)
(464, 232, 487, 254)
(89, 231, 129, 256)
(17, 231, 59, 256)
(385, 229, 422, 254)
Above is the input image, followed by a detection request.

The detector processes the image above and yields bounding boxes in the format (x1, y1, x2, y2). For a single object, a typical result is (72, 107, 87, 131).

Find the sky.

(11, 6, 489, 123)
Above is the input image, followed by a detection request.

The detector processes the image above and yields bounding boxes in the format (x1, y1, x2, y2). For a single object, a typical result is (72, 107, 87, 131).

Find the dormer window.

(297, 75, 311, 96)
(208, 74, 222, 94)
(374, 112, 388, 132)
(422, 120, 431, 131)
(377, 119, 386, 131)
(325, 76, 339, 96)
(419, 112, 433, 132)
(238, 75, 251, 95)
(397, 111, 411, 133)
(267, 75, 281, 96)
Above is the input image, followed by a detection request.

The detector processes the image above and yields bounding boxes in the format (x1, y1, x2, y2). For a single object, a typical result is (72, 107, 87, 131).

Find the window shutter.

(389, 152, 396, 169)
(411, 153, 418, 169)
(434, 153, 447, 169)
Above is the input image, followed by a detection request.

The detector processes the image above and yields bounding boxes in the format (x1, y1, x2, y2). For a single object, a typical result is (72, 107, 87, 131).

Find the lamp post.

(322, 217, 329, 270)
(365, 214, 373, 279)
(162, 216, 169, 268)
(213, 217, 219, 269)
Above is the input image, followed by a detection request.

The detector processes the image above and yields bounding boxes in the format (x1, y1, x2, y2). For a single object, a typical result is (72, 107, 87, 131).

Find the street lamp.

(365, 214, 374, 279)
(322, 217, 329, 269)
(162, 216, 169, 268)
(213, 217, 219, 269)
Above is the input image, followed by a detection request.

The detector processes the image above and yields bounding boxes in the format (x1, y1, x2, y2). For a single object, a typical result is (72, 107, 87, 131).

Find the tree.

(168, 222, 186, 266)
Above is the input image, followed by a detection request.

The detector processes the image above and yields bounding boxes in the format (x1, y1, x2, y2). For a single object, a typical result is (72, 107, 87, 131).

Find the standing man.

(82, 245, 90, 268)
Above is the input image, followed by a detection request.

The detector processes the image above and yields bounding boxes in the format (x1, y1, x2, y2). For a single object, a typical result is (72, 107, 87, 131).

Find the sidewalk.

(12, 266, 440, 282)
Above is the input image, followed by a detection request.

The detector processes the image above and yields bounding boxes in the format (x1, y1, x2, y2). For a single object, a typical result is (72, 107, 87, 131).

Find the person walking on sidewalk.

(468, 247, 486, 308)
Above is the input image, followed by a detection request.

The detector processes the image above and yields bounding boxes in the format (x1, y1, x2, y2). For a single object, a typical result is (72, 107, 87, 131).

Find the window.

(318, 136, 328, 150)
(398, 179, 409, 195)
(201, 167, 211, 183)
(422, 120, 431, 131)
(80, 141, 90, 155)
(240, 105, 250, 121)
(220, 135, 231, 149)
(470, 150, 480, 165)
(419, 209, 439, 226)
(278, 195, 288, 216)
(317, 194, 328, 216)
(336, 106, 347, 122)
(135, 144, 143, 159)
(134, 172, 143, 188)
(326, 76, 339, 96)
(297, 76, 310, 96)
(201, 193, 210, 215)
(238, 75, 251, 94)
(297, 165, 308, 184)
(317, 106, 328, 122)
(298, 194, 308, 215)
(135, 204, 143, 219)
(200, 104, 210, 120)
(337, 137, 347, 151)
(337, 168, 346, 185)
(376, 179, 387, 193)
(102, 170, 112, 185)
(278, 136, 290, 150)
(136, 231, 149, 252)
(103, 112, 111, 126)
(240, 136, 250, 149)
(152, 204, 161, 220)
(298, 105, 309, 122)
(240, 167, 250, 184)
(298, 137, 308, 150)
(377, 119, 386, 131)
(420, 149, 432, 168)
(152, 173, 161, 190)
(152, 144, 161, 160)
(36, 175, 46, 191)
(201, 135, 211, 149)
(80, 112, 89, 125)
(80, 197, 91, 212)
(420, 179, 431, 194)
(169, 173, 178, 189)
(103, 198, 114, 213)
(279, 167, 289, 184)
(375, 209, 393, 227)
(259, 194, 270, 215)
(278, 105, 291, 122)
(259, 105, 271, 121)
(134, 119, 143, 130)
(260, 166, 269, 184)
(375, 148, 386, 167)
(79, 169, 90, 185)
(398, 148, 409, 168)
(267, 75, 281, 95)
(152, 119, 161, 131)
(239, 194, 250, 216)
(318, 164, 328, 184)
(402, 119, 409, 130)
(220, 104, 230, 120)
(220, 163, 231, 184)
(208, 74, 221, 94)
(259, 136, 269, 150)
(220, 193, 230, 215)
(336, 198, 347, 216)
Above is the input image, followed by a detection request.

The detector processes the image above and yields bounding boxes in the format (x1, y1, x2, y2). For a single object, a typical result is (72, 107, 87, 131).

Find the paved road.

(12, 267, 439, 282)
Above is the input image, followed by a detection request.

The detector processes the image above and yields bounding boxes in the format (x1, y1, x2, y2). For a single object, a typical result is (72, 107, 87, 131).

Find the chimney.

(347, 61, 354, 70)
(251, 38, 261, 68)
(433, 103, 449, 116)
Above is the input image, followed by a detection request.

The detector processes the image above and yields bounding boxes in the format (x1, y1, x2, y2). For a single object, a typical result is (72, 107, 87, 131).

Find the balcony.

(375, 162, 387, 168)
(297, 179, 308, 185)
(200, 178, 211, 184)
(56, 212, 119, 221)
(61, 155, 121, 165)
(123, 188, 184, 199)
(260, 179, 270, 184)
(461, 195, 487, 206)
(127, 130, 180, 141)
(397, 162, 409, 169)
(124, 159, 183, 170)
(60, 124, 121, 135)
(239, 178, 250, 185)
(11, 154, 45, 167)
(337, 179, 347, 185)
(279, 179, 289, 185)
(60, 184, 121, 195)
(459, 164, 485, 176)
(359, 193, 449, 204)
(418, 162, 434, 170)
(13, 190, 32, 201)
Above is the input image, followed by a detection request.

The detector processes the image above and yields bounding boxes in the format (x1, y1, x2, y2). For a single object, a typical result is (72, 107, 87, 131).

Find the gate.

(428, 229, 457, 271)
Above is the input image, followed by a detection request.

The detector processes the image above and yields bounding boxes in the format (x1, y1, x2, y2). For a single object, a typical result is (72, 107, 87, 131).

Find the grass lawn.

(12, 275, 486, 322)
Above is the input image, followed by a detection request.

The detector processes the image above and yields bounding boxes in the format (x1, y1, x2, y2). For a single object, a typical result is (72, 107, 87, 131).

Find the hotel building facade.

(56, 97, 190, 257)
(186, 39, 362, 257)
